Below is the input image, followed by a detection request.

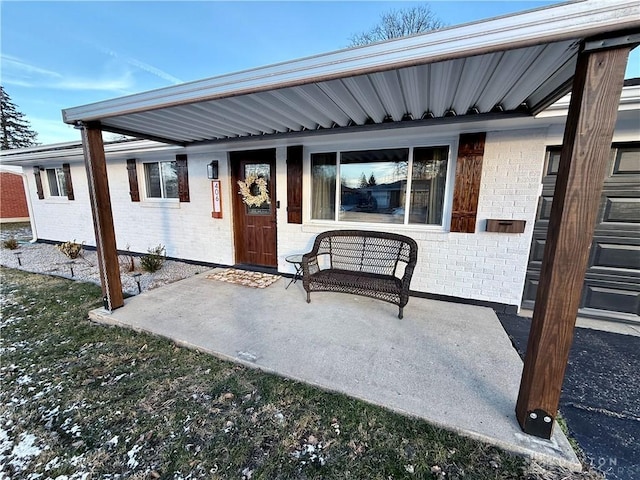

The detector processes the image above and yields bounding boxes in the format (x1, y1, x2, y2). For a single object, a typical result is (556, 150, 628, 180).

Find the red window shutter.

(287, 145, 303, 224)
(33, 166, 44, 199)
(450, 132, 486, 233)
(176, 154, 190, 202)
(62, 163, 74, 200)
(126, 159, 140, 202)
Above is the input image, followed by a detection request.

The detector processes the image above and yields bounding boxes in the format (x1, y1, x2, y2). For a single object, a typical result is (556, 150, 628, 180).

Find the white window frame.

(307, 139, 457, 231)
(45, 167, 67, 198)
(142, 160, 179, 201)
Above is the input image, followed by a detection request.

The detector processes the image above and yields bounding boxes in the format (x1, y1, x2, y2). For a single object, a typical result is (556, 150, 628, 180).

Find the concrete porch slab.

(89, 269, 581, 470)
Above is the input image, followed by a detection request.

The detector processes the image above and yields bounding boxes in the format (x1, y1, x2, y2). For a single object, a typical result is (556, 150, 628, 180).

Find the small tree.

(368, 173, 377, 186)
(348, 5, 445, 47)
(0, 86, 39, 150)
(359, 173, 369, 189)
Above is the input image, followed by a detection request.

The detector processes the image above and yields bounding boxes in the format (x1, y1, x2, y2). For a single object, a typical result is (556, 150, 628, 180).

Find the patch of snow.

(127, 444, 142, 469)
(8, 433, 42, 472)
(45, 456, 61, 471)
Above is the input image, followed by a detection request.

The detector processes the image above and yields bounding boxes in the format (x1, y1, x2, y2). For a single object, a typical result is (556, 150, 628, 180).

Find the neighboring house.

(0, 1, 638, 331)
(0, 167, 30, 223)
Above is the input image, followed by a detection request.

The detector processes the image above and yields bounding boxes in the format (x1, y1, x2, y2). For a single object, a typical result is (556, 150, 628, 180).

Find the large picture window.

(311, 146, 450, 226)
(46, 168, 67, 197)
(144, 161, 178, 199)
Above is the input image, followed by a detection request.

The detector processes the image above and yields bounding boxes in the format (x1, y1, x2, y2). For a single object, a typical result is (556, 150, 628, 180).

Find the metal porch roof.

(62, 0, 640, 146)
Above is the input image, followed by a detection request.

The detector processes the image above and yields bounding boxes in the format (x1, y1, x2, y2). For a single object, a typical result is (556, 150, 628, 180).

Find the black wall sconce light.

(207, 160, 219, 179)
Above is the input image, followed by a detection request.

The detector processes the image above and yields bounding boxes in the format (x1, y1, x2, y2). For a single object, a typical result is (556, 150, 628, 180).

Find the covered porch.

(89, 272, 580, 468)
(62, 0, 639, 442)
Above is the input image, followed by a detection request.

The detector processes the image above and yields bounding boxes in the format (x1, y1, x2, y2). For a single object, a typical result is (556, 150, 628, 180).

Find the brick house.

(0, 168, 30, 223)
(1, 0, 639, 438)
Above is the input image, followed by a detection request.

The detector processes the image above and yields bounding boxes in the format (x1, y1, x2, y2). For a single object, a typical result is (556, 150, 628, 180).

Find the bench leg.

(306, 291, 311, 303)
(398, 307, 403, 319)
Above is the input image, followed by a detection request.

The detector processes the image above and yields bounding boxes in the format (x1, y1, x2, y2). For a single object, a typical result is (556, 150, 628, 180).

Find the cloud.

(1, 54, 62, 79)
(1, 54, 62, 87)
(97, 46, 183, 85)
(53, 73, 134, 92)
(1, 54, 134, 93)
(28, 117, 81, 145)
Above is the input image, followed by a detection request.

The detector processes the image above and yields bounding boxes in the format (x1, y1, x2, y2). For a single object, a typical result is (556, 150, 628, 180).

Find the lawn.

(0, 267, 602, 479)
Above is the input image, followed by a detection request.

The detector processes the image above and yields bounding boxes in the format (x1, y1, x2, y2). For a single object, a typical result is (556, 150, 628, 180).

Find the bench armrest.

(302, 252, 320, 277)
(400, 261, 416, 290)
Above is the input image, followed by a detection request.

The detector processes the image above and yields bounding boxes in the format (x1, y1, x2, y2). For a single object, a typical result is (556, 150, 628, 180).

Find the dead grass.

(0, 267, 603, 479)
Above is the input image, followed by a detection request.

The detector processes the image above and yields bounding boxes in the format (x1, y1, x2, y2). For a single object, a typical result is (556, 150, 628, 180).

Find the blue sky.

(1, 1, 638, 145)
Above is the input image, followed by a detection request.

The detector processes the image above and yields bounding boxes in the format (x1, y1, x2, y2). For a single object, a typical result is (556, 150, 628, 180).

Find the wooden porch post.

(515, 41, 632, 438)
(80, 122, 124, 311)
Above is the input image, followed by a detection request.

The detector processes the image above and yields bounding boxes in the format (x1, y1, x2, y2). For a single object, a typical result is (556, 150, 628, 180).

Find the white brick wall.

(24, 126, 548, 309)
(26, 163, 95, 245)
(277, 128, 547, 307)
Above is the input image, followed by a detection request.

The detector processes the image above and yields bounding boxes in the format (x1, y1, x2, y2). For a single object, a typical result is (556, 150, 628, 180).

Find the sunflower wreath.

(237, 174, 270, 207)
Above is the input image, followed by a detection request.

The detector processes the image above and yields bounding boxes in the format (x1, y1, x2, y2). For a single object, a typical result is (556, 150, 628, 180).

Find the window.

(144, 161, 178, 199)
(46, 168, 67, 197)
(311, 145, 450, 226)
(612, 143, 640, 174)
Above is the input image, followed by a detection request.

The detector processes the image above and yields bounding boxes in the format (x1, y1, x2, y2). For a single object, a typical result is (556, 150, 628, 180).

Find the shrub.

(57, 240, 83, 259)
(3, 237, 19, 250)
(118, 244, 136, 273)
(141, 244, 166, 273)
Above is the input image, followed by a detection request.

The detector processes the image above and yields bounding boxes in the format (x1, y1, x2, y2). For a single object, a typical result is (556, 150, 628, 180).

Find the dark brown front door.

(231, 149, 277, 268)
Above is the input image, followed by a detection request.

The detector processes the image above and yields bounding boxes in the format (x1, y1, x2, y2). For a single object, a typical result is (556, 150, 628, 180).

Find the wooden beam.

(515, 44, 631, 438)
(80, 123, 124, 311)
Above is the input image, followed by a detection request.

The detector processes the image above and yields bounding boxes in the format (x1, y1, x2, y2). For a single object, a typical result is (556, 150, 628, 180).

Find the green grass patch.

(0, 267, 601, 479)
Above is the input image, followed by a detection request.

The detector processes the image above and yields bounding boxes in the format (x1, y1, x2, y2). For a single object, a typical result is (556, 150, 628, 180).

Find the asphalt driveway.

(497, 314, 640, 480)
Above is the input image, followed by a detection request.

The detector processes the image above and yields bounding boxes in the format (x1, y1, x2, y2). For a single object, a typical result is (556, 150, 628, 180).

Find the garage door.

(522, 143, 640, 324)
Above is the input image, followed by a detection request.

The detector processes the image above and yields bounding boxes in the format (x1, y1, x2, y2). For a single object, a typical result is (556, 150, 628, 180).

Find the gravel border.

(0, 242, 211, 296)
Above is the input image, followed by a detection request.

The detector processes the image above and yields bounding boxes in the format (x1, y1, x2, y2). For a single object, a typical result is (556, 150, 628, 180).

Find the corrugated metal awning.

(62, 0, 640, 146)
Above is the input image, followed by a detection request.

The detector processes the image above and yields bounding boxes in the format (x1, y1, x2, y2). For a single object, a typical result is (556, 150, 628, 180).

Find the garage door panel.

(612, 145, 640, 174)
(522, 273, 539, 306)
(602, 197, 640, 223)
(528, 234, 546, 264)
(539, 195, 554, 221)
(582, 283, 640, 316)
(590, 242, 640, 271)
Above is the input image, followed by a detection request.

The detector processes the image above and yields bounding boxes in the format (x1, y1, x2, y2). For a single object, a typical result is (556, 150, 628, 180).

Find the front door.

(231, 149, 277, 268)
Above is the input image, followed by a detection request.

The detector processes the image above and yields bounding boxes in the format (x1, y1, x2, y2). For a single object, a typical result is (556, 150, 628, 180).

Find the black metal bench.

(301, 230, 418, 319)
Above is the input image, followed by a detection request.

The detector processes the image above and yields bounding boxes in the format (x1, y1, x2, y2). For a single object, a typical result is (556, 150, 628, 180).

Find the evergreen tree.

(359, 173, 369, 188)
(1, 86, 39, 149)
(368, 173, 377, 186)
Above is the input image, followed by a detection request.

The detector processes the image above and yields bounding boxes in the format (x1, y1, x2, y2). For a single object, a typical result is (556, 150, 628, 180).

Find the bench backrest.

(311, 230, 418, 277)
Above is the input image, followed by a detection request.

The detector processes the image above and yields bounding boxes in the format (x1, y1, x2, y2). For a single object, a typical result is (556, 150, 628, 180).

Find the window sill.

(304, 220, 448, 234)
(44, 197, 71, 204)
(140, 199, 181, 209)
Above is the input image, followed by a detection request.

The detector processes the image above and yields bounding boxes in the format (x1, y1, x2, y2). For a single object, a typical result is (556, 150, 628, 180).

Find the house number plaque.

(211, 180, 222, 219)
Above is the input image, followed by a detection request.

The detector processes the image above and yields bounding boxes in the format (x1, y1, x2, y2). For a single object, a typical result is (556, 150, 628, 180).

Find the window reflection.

(145, 161, 178, 199)
(311, 146, 449, 226)
(339, 149, 408, 224)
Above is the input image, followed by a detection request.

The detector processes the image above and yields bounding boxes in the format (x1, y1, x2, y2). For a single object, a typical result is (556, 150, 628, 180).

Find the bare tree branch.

(348, 5, 445, 47)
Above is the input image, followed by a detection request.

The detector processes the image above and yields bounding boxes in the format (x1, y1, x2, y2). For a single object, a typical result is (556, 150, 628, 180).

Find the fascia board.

(535, 84, 640, 118)
(62, 0, 640, 124)
(0, 140, 174, 165)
